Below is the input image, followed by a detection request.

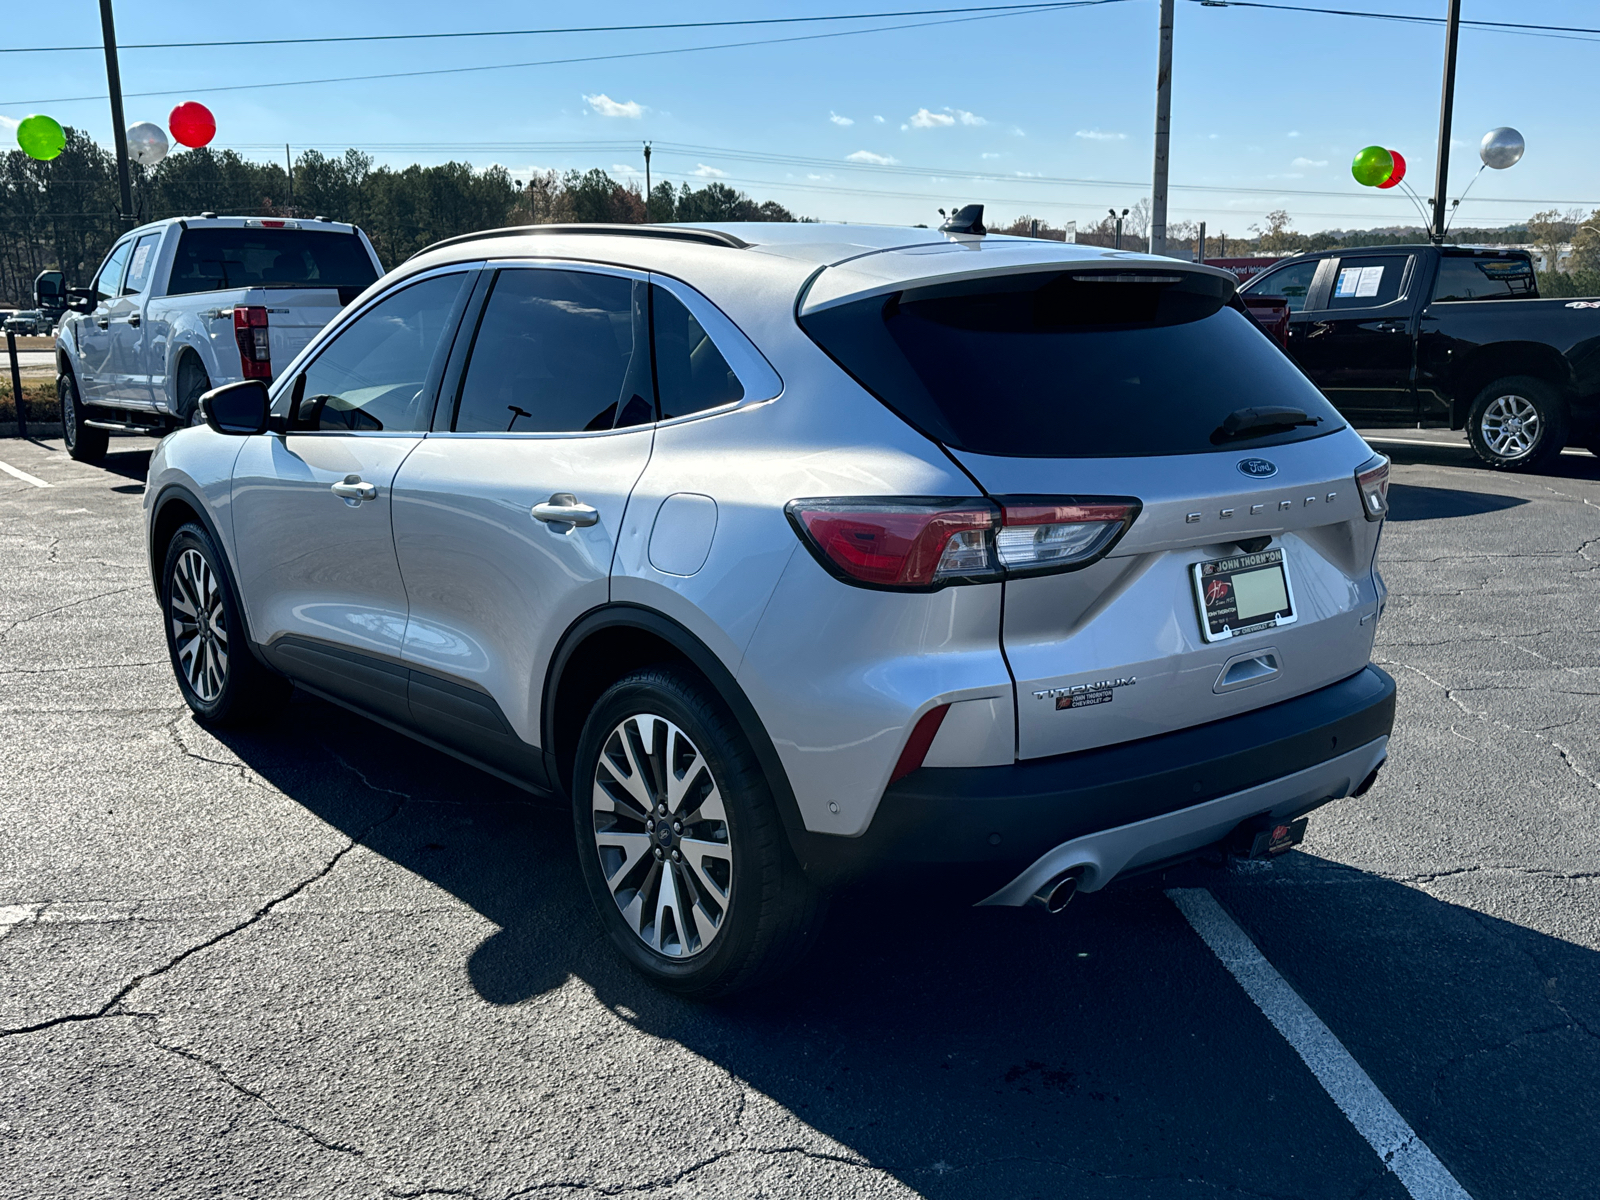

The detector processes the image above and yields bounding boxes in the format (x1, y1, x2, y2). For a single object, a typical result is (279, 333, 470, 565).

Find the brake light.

(1355, 454, 1390, 522)
(233, 306, 271, 381)
(786, 496, 1140, 590)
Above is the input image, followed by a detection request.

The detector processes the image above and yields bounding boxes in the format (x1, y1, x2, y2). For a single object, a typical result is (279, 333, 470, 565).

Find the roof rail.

(408, 223, 749, 261)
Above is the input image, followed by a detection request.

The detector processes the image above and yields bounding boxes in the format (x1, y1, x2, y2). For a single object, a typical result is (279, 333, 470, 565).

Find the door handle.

(127, 312, 141, 327)
(1376, 320, 1406, 333)
(330, 474, 378, 505)
(531, 492, 599, 528)
(96, 317, 109, 329)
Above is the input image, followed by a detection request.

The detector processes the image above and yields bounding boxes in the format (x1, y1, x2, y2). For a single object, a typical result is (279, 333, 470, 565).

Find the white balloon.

(1479, 127, 1524, 170)
(127, 121, 169, 166)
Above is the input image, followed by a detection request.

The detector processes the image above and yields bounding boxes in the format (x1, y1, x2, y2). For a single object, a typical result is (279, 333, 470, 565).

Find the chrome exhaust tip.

(1030, 870, 1081, 914)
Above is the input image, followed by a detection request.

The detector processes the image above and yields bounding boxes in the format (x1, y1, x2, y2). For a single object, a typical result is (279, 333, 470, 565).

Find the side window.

(1243, 259, 1320, 313)
(94, 241, 133, 303)
(651, 285, 745, 417)
(291, 272, 469, 433)
(121, 233, 163, 296)
(1432, 255, 1537, 302)
(1327, 255, 1410, 308)
(453, 268, 651, 434)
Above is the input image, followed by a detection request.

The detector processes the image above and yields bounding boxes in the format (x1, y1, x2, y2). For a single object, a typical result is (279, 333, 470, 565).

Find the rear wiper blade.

(1211, 406, 1320, 444)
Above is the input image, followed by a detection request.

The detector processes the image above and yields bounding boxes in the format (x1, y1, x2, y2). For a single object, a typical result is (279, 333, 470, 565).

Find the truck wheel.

(573, 666, 827, 998)
(175, 356, 211, 426)
(1466, 376, 1568, 472)
(161, 521, 291, 725)
(59, 372, 108, 464)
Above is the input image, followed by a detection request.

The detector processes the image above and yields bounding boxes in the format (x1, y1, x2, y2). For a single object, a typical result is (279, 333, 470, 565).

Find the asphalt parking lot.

(2, 431, 1597, 1199)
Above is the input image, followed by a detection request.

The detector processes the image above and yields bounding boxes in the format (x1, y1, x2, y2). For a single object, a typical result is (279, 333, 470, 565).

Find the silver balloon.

(127, 121, 169, 166)
(1479, 127, 1524, 170)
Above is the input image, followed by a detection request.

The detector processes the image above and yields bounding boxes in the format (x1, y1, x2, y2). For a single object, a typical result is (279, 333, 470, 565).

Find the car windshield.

(167, 228, 379, 296)
(800, 268, 1344, 458)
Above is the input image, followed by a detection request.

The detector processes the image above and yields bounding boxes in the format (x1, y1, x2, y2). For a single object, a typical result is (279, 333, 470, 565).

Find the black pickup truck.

(1239, 244, 1600, 470)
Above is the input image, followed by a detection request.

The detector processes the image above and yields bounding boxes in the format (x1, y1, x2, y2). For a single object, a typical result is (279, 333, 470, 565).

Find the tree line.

(0, 129, 804, 303)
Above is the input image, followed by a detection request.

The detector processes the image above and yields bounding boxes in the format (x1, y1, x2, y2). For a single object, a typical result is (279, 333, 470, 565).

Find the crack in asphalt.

(0, 585, 140, 643)
(0, 747, 411, 1039)
(0, 658, 163, 675)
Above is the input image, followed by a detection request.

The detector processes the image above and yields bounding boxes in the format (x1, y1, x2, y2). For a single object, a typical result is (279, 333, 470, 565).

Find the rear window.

(799, 269, 1344, 458)
(1432, 255, 1537, 302)
(167, 228, 379, 297)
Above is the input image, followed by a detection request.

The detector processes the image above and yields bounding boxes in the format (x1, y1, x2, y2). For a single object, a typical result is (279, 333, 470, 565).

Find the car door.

(230, 268, 475, 723)
(77, 239, 132, 405)
(1289, 253, 1418, 425)
(391, 263, 656, 775)
(106, 231, 163, 406)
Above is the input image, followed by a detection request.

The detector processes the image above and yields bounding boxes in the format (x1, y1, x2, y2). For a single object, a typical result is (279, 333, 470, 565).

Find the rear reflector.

(786, 496, 1140, 590)
(233, 305, 271, 381)
(890, 704, 950, 783)
(1355, 454, 1390, 522)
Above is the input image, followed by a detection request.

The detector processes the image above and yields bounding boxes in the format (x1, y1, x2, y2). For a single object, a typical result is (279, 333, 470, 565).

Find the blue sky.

(2, 1, 1596, 236)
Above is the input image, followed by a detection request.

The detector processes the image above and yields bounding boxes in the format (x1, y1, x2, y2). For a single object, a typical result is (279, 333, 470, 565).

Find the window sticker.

(1335, 265, 1385, 299)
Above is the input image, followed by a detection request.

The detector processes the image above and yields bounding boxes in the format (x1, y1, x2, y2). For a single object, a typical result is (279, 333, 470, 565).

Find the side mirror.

(200, 380, 271, 435)
(66, 287, 97, 314)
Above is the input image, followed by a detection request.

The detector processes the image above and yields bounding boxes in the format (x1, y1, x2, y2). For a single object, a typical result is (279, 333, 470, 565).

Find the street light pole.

(1150, 0, 1175, 256)
(97, 0, 134, 225)
(1430, 0, 1462, 245)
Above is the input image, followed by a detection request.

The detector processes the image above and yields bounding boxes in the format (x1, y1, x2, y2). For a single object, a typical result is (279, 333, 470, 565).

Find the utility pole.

(1150, 0, 1175, 256)
(1430, 0, 1462, 245)
(98, 0, 133, 225)
(643, 142, 652, 219)
(1110, 207, 1128, 250)
(1198, 220, 1207, 263)
(285, 145, 294, 212)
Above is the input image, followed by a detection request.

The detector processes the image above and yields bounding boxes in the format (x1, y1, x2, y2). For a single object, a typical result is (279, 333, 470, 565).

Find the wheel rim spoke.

(170, 548, 228, 702)
(591, 710, 732, 959)
(1484, 395, 1538, 459)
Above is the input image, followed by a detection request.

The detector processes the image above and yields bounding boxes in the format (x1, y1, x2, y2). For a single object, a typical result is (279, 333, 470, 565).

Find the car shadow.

(1376, 439, 1600, 481)
(199, 691, 1599, 1199)
(1384, 483, 1528, 521)
(98, 445, 154, 483)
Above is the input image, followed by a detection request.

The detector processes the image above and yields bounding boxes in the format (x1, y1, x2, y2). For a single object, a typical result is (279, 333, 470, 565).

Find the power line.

(0, 2, 1118, 107)
(1188, 1, 1600, 44)
(0, 4, 1099, 53)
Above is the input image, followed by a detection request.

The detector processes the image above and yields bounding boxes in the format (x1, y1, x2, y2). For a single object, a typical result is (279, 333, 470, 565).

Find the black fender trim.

(543, 603, 834, 878)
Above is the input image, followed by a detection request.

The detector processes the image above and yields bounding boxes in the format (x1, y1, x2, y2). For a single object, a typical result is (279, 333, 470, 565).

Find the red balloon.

(168, 102, 216, 149)
(1377, 149, 1407, 189)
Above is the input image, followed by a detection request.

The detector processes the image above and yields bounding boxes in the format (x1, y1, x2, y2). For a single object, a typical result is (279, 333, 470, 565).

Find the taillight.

(786, 496, 1139, 591)
(1355, 454, 1390, 522)
(233, 306, 271, 381)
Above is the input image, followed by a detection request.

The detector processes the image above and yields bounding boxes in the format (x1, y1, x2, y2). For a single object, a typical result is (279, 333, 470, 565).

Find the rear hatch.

(801, 257, 1388, 760)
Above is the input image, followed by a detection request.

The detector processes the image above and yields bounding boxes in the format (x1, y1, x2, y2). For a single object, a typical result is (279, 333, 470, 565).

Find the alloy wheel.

(1479, 393, 1541, 460)
(591, 713, 733, 958)
(61, 380, 76, 450)
(169, 548, 229, 702)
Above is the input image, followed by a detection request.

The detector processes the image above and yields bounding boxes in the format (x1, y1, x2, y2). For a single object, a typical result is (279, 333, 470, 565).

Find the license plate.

(1191, 547, 1297, 643)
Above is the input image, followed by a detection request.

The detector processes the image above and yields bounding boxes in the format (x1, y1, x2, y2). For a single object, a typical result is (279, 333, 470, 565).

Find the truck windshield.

(167, 228, 379, 296)
(800, 269, 1344, 458)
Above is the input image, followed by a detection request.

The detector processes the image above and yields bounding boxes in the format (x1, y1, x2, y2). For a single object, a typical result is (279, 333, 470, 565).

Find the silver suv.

(144, 219, 1395, 996)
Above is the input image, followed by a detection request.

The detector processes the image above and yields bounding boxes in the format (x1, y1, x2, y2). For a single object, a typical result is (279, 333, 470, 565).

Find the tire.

(1466, 376, 1569, 472)
(573, 666, 827, 998)
(59, 372, 108, 464)
(174, 356, 210, 426)
(160, 522, 291, 725)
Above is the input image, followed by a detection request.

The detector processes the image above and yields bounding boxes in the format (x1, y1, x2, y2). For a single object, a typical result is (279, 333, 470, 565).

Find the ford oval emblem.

(1237, 458, 1278, 478)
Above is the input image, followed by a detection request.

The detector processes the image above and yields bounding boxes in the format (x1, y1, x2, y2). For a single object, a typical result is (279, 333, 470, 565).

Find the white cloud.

(873, 115, 885, 123)
(583, 93, 644, 119)
(846, 150, 899, 165)
(1209, 133, 1220, 140)
(691, 163, 726, 177)
(951, 108, 986, 126)
(829, 111, 854, 126)
(1075, 129, 1126, 141)
(1015, 171, 1041, 178)
(0, 115, 18, 130)
(1291, 157, 1328, 168)
(981, 152, 1003, 160)
(611, 163, 642, 177)
(910, 108, 956, 128)
(807, 173, 835, 181)
(1287, 130, 1301, 138)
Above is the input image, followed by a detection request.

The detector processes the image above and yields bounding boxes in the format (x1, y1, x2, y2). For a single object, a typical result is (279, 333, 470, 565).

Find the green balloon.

(17, 114, 66, 161)
(1351, 144, 1394, 188)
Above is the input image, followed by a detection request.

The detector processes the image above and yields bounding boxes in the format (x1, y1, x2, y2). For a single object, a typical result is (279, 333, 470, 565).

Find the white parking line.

(1167, 888, 1473, 1200)
(0, 460, 51, 487)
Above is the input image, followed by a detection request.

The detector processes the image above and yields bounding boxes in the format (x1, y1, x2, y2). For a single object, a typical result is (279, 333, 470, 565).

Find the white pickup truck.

(55, 214, 383, 462)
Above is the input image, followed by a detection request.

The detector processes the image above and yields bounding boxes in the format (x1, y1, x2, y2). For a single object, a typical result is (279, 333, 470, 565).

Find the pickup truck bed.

(1241, 243, 1600, 470)
(55, 216, 382, 463)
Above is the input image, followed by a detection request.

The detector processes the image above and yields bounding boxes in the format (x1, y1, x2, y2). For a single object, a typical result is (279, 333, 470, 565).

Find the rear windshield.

(1432, 255, 1537, 302)
(799, 269, 1344, 458)
(167, 228, 379, 296)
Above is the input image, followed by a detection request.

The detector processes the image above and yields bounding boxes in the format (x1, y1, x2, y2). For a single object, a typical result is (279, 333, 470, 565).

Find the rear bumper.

(793, 665, 1395, 887)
